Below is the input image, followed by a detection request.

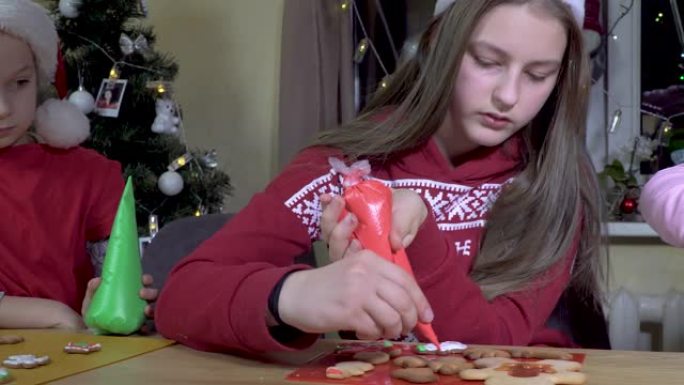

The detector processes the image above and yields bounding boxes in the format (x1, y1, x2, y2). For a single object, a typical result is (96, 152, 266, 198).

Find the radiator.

(608, 288, 684, 351)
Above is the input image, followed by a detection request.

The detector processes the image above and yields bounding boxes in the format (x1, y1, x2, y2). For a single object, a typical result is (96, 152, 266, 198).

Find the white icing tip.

(424, 341, 468, 352)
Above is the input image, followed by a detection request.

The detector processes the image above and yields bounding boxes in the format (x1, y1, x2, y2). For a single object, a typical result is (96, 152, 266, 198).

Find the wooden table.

(50, 339, 684, 385)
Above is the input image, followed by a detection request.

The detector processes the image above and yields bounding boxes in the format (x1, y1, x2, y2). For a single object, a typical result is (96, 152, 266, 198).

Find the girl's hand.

(320, 189, 428, 260)
(277, 249, 434, 340)
(81, 274, 158, 319)
(0, 296, 85, 330)
(387, 189, 428, 252)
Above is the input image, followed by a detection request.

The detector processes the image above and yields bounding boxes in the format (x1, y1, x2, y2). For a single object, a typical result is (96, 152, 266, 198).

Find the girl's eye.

(16, 79, 30, 87)
(475, 56, 498, 68)
(527, 73, 547, 82)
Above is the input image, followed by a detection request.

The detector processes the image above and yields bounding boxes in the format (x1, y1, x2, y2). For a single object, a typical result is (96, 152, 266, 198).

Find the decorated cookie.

(459, 357, 586, 385)
(324, 360, 374, 379)
(393, 355, 429, 368)
(64, 342, 102, 354)
(510, 349, 574, 360)
(3, 354, 50, 369)
(391, 367, 439, 383)
(428, 356, 474, 375)
(464, 348, 512, 360)
(0, 368, 12, 384)
(0, 335, 23, 344)
(353, 351, 390, 364)
(385, 346, 404, 357)
(416, 341, 467, 354)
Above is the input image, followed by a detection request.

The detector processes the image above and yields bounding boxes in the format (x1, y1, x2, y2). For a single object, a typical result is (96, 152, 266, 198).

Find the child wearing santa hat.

(0, 0, 156, 330)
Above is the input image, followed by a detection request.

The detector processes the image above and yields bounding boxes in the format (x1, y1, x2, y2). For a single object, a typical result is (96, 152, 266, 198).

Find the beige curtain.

(278, 0, 355, 169)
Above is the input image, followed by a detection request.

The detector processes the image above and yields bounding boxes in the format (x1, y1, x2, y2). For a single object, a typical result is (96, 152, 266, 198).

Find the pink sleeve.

(640, 165, 684, 247)
(407, 213, 577, 346)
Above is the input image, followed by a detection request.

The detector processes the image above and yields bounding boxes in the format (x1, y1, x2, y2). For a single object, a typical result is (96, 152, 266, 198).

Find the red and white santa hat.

(0, 0, 89, 148)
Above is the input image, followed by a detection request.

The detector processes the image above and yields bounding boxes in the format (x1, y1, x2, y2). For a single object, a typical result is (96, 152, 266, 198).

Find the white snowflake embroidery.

(284, 171, 504, 240)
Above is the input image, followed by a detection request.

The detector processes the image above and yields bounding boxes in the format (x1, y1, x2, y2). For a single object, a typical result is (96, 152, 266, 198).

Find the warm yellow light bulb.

(177, 157, 187, 167)
(340, 1, 349, 10)
(109, 67, 119, 79)
(157, 84, 166, 94)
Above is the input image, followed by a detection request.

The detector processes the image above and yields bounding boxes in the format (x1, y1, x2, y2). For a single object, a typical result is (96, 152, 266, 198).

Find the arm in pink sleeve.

(641, 165, 684, 247)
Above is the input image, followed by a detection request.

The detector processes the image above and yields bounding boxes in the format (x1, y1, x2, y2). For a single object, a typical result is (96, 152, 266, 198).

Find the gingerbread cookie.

(64, 342, 102, 354)
(325, 360, 374, 379)
(353, 351, 390, 364)
(391, 367, 438, 383)
(0, 335, 23, 344)
(510, 349, 573, 360)
(0, 368, 12, 384)
(3, 354, 50, 369)
(385, 346, 403, 357)
(459, 357, 586, 385)
(464, 348, 512, 360)
(428, 356, 474, 375)
(393, 355, 429, 368)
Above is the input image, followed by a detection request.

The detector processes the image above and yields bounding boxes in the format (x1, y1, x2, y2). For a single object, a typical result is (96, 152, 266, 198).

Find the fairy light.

(168, 153, 193, 171)
(108, 65, 119, 79)
(156, 84, 166, 94)
(354, 38, 369, 63)
(340, 0, 349, 10)
(148, 214, 159, 237)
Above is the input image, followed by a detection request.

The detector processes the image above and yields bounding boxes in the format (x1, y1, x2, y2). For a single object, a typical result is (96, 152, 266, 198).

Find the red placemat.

(286, 342, 585, 385)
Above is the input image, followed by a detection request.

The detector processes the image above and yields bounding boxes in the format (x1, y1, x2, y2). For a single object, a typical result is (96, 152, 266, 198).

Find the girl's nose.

(0, 92, 11, 120)
(492, 72, 520, 111)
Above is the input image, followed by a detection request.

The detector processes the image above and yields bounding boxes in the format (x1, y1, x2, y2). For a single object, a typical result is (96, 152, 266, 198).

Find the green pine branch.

(48, 0, 232, 233)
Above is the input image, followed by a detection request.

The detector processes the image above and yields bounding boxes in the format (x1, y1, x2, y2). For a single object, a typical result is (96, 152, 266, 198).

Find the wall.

(148, 0, 284, 212)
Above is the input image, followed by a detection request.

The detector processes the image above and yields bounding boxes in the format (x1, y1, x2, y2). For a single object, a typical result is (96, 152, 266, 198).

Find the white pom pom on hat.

(35, 99, 90, 148)
(433, 0, 586, 28)
(0, 0, 90, 149)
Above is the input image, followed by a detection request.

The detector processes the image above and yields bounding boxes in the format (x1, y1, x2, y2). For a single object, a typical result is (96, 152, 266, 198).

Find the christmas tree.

(46, 0, 232, 234)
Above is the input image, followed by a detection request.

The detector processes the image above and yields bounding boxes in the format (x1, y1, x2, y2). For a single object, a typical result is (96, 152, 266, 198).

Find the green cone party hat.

(85, 177, 146, 335)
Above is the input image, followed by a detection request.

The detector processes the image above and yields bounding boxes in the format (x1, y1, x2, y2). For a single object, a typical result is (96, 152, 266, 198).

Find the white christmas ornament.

(158, 170, 184, 196)
(58, 0, 82, 19)
(67, 87, 95, 114)
(151, 99, 180, 134)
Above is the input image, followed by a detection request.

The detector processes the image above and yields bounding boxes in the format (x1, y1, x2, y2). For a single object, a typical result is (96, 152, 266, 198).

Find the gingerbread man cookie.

(3, 354, 50, 369)
(353, 351, 390, 364)
(509, 349, 574, 360)
(393, 355, 429, 368)
(0, 368, 12, 384)
(459, 357, 586, 385)
(64, 342, 102, 354)
(391, 367, 438, 383)
(0, 335, 23, 344)
(325, 360, 374, 379)
(427, 356, 474, 375)
(463, 348, 512, 360)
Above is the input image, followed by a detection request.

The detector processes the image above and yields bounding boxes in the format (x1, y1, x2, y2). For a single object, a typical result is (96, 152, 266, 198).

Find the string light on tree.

(108, 65, 120, 80)
(148, 214, 159, 237)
